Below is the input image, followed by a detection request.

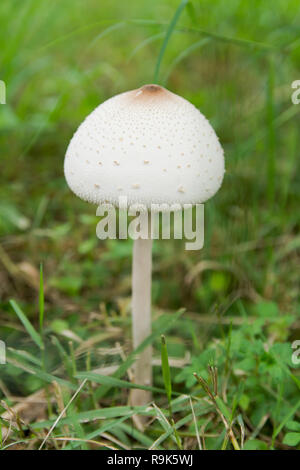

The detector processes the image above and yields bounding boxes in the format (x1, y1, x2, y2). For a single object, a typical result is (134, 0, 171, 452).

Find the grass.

(0, 0, 300, 450)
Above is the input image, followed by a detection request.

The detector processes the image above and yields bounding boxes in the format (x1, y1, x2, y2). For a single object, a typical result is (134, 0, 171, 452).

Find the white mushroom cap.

(64, 84, 225, 207)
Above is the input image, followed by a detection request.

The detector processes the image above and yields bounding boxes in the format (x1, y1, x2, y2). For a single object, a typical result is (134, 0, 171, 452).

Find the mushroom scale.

(64, 84, 225, 208)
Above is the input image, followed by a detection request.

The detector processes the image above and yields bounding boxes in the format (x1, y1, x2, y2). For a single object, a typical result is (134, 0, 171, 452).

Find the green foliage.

(283, 432, 300, 446)
(243, 439, 268, 450)
(283, 421, 300, 447)
(175, 303, 300, 439)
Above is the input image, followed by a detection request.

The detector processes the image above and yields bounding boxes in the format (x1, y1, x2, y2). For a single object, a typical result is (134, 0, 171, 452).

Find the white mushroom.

(64, 83, 225, 410)
(64, 84, 224, 207)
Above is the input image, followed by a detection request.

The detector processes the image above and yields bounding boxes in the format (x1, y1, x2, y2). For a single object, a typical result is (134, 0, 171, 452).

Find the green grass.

(0, 0, 300, 450)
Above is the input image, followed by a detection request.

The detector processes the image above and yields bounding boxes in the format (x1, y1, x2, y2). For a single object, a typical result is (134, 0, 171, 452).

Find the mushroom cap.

(64, 84, 225, 208)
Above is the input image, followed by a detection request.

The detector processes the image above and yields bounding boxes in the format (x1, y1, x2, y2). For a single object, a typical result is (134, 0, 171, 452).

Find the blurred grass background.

(0, 0, 300, 450)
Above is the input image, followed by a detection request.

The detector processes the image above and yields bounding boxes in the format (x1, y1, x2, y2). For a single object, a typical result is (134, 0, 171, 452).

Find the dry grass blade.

(189, 397, 202, 450)
(52, 381, 70, 446)
(38, 379, 87, 450)
(49, 436, 117, 449)
(100, 432, 131, 450)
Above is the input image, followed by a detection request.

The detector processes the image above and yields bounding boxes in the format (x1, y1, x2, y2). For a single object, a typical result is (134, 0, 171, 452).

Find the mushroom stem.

(131, 236, 153, 407)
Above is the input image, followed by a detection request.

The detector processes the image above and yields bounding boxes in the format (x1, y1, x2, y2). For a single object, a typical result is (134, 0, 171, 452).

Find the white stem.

(131, 237, 153, 407)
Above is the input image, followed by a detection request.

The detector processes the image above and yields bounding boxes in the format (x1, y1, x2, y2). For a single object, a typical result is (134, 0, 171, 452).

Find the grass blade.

(76, 371, 165, 395)
(117, 422, 156, 448)
(63, 416, 129, 450)
(164, 37, 210, 84)
(266, 55, 276, 205)
(9, 299, 43, 350)
(128, 32, 165, 62)
(152, 402, 177, 446)
(154, 0, 189, 83)
(39, 262, 44, 333)
(31, 405, 158, 429)
(161, 335, 172, 410)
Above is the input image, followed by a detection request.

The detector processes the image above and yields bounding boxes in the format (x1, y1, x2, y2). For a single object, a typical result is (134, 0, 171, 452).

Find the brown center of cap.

(140, 84, 163, 93)
(128, 84, 169, 104)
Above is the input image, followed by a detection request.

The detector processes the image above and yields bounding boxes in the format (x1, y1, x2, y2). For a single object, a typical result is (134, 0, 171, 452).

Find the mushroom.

(64, 84, 225, 409)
